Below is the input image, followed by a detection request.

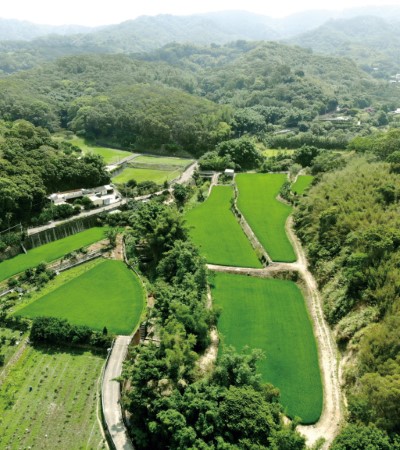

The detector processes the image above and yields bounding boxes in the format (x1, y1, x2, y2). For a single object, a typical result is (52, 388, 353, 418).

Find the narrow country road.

(27, 161, 197, 237)
(102, 335, 134, 450)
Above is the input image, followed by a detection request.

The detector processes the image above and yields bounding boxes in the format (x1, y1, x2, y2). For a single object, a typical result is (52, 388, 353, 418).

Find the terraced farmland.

(0, 345, 105, 449)
(211, 272, 323, 424)
(16, 259, 145, 335)
(236, 173, 296, 262)
(0, 227, 109, 283)
(291, 175, 314, 195)
(185, 186, 262, 268)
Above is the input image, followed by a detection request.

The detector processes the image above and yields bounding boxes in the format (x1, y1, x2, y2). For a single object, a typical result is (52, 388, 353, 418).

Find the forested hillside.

(294, 133, 400, 446)
(1, 41, 398, 156)
(290, 16, 400, 77)
(0, 120, 108, 236)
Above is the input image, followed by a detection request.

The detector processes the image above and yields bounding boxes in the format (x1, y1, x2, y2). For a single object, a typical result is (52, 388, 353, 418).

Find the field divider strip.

(231, 182, 272, 265)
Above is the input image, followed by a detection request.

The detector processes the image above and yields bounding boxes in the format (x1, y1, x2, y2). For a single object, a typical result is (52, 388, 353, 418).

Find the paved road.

(102, 335, 134, 450)
(27, 161, 197, 237)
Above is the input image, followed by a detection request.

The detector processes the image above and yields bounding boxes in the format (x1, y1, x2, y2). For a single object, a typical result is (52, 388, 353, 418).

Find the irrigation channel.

(205, 181, 343, 449)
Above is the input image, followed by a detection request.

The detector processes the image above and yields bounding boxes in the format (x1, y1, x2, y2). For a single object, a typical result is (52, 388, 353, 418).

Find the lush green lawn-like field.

(291, 175, 314, 195)
(112, 167, 181, 184)
(0, 345, 105, 449)
(185, 186, 262, 268)
(133, 155, 193, 167)
(263, 149, 295, 157)
(0, 227, 108, 283)
(211, 272, 323, 424)
(236, 173, 296, 262)
(17, 260, 145, 335)
(71, 137, 133, 164)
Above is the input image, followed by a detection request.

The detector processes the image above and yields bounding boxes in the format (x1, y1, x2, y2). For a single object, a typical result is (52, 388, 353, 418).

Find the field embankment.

(236, 173, 296, 262)
(0, 227, 108, 283)
(185, 185, 262, 268)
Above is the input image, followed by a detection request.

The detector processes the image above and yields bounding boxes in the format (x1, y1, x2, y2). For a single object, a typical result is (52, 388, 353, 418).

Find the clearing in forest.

(211, 272, 323, 424)
(0, 227, 109, 283)
(112, 167, 181, 184)
(16, 259, 145, 335)
(236, 173, 296, 262)
(0, 345, 105, 450)
(71, 137, 134, 164)
(291, 175, 314, 195)
(185, 186, 262, 268)
(113, 155, 193, 185)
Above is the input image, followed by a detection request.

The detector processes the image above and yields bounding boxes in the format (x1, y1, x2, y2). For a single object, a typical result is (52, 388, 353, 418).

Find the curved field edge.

(211, 272, 323, 424)
(291, 175, 314, 195)
(235, 173, 296, 262)
(16, 259, 145, 335)
(185, 185, 262, 268)
(0, 227, 109, 283)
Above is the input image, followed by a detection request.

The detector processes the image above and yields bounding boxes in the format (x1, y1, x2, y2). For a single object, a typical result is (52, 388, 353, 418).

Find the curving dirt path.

(285, 217, 343, 449)
(206, 216, 343, 448)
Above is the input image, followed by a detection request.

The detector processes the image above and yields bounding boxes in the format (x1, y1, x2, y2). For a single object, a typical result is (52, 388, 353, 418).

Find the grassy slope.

(0, 345, 105, 449)
(236, 173, 296, 262)
(17, 260, 145, 335)
(185, 186, 262, 268)
(291, 175, 314, 195)
(71, 137, 133, 164)
(211, 272, 322, 424)
(0, 227, 108, 282)
(112, 167, 181, 184)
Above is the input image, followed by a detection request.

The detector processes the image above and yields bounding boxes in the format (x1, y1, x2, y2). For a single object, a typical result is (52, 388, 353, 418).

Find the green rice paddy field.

(16, 259, 145, 335)
(291, 175, 314, 195)
(185, 186, 262, 268)
(236, 173, 296, 262)
(0, 227, 108, 283)
(133, 155, 193, 167)
(211, 272, 322, 424)
(0, 345, 105, 449)
(71, 137, 133, 164)
(112, 167, 181, 184)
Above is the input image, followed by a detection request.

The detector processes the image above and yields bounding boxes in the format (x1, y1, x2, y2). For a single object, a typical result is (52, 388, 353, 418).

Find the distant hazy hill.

(290, 16, 400, 75)
(0, 18, 91, 41)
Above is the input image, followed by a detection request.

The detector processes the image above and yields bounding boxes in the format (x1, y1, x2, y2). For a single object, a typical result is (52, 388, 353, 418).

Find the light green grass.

(263, 149, 296, 157)
(0, 328, 27, 366)
(211, 272, 323, 424)
(71, 137, 133, 164)
(291, 175, 314, 195)
(185, 186, 262, 268)
(133, 155, 193, 167)
(17, 260, 145, 335)
(0, 227, 109, 282)
(0, 345, 105, 449)
(112, 167, 181, 184)
(236, 173, 296, 262)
